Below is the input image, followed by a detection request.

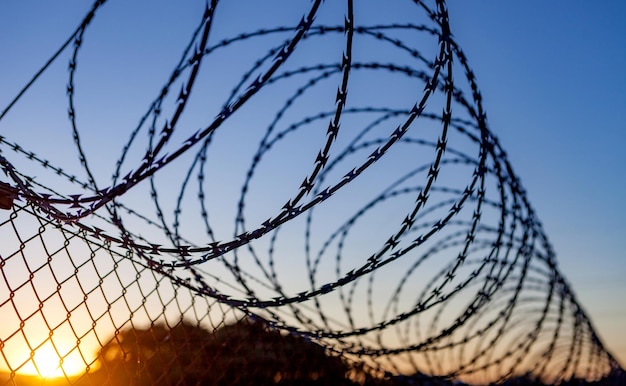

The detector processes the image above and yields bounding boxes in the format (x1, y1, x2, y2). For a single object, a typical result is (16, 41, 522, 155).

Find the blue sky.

(1, 0, 624, 374)
(446, 1, 626, 364)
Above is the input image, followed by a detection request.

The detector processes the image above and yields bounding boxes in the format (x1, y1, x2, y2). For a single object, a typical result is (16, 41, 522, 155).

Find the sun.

(17, 344, 87, 379)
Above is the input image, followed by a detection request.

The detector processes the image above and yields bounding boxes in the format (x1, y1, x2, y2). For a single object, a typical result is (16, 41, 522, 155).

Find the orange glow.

(14, 343, 88, 379)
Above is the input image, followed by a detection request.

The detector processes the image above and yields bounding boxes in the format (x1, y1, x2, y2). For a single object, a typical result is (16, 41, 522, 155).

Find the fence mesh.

(1, 1, 624, 385)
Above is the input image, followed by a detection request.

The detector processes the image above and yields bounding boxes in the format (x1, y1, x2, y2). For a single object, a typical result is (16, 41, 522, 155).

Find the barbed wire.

(0, 1, 623, 385)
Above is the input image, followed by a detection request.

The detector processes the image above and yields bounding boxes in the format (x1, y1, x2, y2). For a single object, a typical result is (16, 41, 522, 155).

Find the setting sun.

(15, 344, 87, 379)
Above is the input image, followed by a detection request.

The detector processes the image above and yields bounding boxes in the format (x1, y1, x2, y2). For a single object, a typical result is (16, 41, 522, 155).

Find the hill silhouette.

(81, 318, 354, 385)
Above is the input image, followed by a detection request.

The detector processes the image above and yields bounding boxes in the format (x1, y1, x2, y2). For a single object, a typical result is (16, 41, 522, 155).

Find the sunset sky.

(0, 0, 624, 375)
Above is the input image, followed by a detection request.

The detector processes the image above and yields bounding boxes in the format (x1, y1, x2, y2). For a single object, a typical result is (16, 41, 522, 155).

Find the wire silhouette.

(0, 1, 623, 385)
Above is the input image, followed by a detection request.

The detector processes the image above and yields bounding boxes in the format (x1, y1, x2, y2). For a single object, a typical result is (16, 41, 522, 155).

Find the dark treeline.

(83, 318, 352, 385)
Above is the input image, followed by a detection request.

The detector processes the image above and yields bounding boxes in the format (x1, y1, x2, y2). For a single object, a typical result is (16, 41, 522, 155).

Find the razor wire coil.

(0, 1, 624, 385)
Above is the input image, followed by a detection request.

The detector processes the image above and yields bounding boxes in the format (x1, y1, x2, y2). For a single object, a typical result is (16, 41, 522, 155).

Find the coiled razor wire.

(0, 0, 624, 385)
